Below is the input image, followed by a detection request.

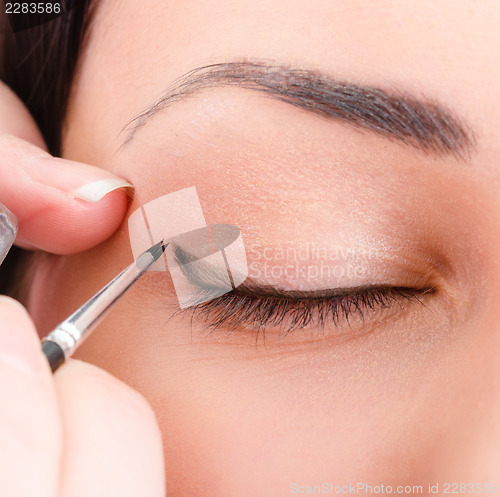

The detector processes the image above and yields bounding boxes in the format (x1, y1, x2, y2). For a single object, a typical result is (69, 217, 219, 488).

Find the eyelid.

(172, 240, 437, 335)
(231, 281, 434, 300)
(171, 237, 437, 335)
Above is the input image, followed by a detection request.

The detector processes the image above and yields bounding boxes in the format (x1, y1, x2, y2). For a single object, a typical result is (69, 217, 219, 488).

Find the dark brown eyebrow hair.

(120, 60, 475, 158)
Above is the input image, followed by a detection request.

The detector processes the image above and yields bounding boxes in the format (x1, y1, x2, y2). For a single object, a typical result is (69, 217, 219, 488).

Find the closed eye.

(181, 285, 434, 336)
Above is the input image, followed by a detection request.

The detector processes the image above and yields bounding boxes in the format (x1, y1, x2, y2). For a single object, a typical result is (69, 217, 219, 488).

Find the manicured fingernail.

(71, 178, 132, 202)
(25, 156, 133, 202)
(0, 296, 41, 375)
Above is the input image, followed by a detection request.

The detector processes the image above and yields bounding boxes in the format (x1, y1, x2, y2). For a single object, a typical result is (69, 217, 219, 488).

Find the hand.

(0, 81, 132, 254)
(0, 296, 166, 497)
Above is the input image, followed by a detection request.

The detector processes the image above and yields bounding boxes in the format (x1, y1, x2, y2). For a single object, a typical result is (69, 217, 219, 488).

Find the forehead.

(66, 0, 499, 179)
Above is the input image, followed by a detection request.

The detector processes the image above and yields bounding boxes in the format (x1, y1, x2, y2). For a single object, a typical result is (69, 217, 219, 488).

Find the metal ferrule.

(41, 322, 82, 359)
(40, 240, 166, 367)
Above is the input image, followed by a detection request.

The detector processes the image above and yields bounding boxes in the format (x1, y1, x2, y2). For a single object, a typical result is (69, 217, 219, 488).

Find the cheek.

(142, 347, 447, 495)
(156, 350, 485, 494)
(26, 239, 495, 495)
(27, 253, 74, 337)
(26, 226, 134, 336)
(74, 282, 472, 497)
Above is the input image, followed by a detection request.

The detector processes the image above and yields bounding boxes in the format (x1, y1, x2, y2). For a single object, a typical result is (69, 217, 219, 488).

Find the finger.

(0, 81, 47, 148)
(54, 360, 166, 497)
(0, 296, 62, 497)
(0, 83, 133, 254)
(0, 133, 132, 253)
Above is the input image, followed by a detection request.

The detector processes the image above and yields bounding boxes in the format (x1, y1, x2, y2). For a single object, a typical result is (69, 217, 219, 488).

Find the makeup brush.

(41, 240, 167, 373)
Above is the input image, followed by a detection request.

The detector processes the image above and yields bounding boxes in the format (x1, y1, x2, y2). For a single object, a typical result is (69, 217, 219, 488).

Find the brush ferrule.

(42, 323, 81, 359)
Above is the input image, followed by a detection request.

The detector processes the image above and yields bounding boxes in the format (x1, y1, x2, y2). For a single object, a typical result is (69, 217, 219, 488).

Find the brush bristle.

(147, 240, 168, 261)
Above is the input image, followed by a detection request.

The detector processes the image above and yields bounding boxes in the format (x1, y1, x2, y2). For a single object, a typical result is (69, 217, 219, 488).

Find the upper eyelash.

(182, 286, 431, 335)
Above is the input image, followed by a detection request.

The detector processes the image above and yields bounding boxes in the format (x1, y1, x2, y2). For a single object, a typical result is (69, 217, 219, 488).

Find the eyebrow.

(120, 61, 475, 158)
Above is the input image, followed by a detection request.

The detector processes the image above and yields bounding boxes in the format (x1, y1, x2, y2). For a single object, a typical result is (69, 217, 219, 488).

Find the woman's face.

(28, 0, 500, 494)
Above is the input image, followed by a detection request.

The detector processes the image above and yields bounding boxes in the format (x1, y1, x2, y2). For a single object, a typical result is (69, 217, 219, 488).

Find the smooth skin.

(0, 83, 165, 494)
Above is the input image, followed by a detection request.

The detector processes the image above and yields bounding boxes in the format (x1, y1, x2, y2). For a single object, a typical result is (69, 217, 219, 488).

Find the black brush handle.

(42, 341, 65, 373)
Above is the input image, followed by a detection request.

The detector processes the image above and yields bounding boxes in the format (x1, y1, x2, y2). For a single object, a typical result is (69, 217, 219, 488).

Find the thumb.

(0, 296, 62, 497)
(54, 360, 167, 497)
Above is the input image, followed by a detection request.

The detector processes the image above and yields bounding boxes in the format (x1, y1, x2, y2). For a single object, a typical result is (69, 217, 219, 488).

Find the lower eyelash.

(184, 287, 430, 335)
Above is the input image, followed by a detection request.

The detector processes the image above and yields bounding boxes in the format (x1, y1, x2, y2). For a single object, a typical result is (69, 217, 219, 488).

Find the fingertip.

(56, 359, 164, 453)
(63, 186, 131, 253)
(16, 186, 131, 254)
(55, 359, 166, 496)
(55, 359, 158, 421)
(0, 136, 134, 254)
(0, 297, 61, 497)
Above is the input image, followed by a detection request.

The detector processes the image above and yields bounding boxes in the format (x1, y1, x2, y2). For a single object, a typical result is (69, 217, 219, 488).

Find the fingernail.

(25, 156, 133, 203)
(0, 296, 41, 375)
(71, 178, 133, 203)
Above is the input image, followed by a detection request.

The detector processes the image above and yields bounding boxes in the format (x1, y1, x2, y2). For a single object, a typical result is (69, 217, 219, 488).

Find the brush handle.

(42, 340, 65, 373)
(40, 241, 166, 374)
